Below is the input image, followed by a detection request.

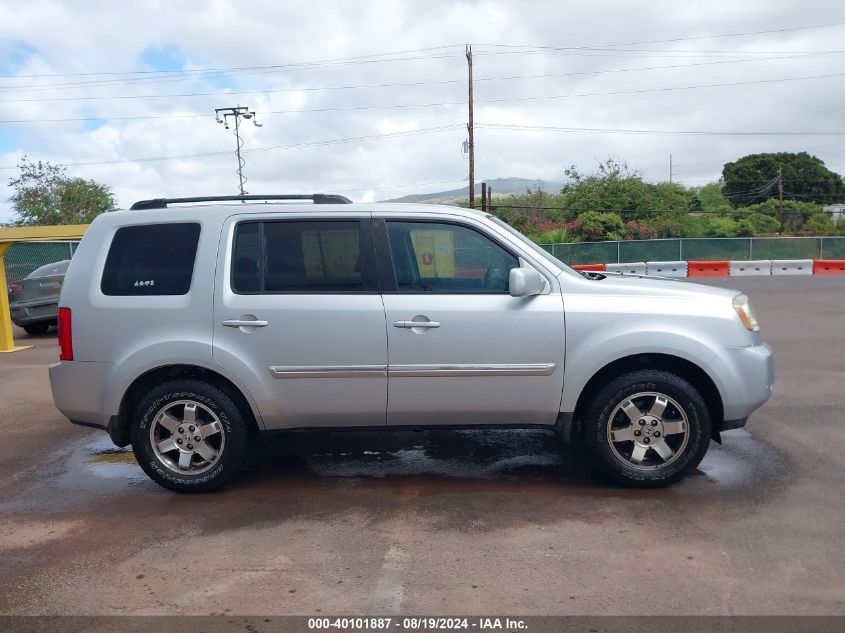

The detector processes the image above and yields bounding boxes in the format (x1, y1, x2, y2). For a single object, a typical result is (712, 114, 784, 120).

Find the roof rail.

(129, 194, 353, 210)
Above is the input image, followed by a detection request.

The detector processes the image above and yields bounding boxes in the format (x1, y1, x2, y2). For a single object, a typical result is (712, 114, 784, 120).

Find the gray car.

(8, 259, 69, 336)
(48, 195, 773, 492)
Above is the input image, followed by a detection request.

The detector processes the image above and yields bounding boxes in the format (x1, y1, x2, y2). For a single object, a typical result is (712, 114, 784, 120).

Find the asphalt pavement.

(0, 276, 843, 615)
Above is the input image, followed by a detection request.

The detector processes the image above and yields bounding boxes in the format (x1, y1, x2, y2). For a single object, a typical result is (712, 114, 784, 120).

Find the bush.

(574, 211, 625, 241)
(745, 213, 781, 234)
(704, 217, 740, 237)
(533, 228, 569, 243)
(624, 220, 657, 240)
(742, 199, 821, 232)
(519, 215, 571, 239)
(803, 213, 835, 235)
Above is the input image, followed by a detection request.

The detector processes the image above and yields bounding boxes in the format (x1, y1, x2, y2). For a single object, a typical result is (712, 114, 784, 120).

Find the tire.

(131, 379, 250, 493)
(23, 322, 50, 336)
(582, 370, 711, 487)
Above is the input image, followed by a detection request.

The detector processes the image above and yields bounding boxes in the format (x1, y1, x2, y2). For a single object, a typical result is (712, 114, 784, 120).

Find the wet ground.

(1, 276, 844, 615)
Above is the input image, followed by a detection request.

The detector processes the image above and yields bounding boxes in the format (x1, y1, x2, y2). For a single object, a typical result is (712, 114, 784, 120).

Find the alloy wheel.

(606, 391, 690, 470)
(149, 400, 225, 475)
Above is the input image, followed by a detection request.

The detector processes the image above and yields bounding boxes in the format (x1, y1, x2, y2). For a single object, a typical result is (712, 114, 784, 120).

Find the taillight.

(9, 283, 21, 294)
(58, 307, 73, 361)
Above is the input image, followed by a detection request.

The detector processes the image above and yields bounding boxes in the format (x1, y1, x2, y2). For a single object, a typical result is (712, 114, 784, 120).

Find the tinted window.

(101, 223, 200, 296)
(232, 220, 373, 293)
(386, 221, 518, 293)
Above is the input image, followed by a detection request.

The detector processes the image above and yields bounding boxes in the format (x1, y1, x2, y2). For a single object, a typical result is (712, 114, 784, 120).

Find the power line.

(4, 20, 841, 83)
(0, 52, 827, 101)
(475, 72, 845, 107)
(0, 55, 466, 93)
(782, 192, 845, 198)
(475, 47, 845, 57)
(0, 124, 464, 170)
(476, 123, 845, 136)
(337, 178, 469, 194)
(4, 46, 839, 95)
(474, 21, 845, 51)
(0, 45, 465, 80)
(3, 72, 842, 124)
(6, 47, 841, 95)
(723, 175, 781, 199)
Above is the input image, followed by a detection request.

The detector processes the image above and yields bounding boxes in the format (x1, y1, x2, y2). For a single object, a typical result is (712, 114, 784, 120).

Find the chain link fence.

(540, 236, 845, 266)
(4, 237, 845, 285)
(3, 241, 79, 284)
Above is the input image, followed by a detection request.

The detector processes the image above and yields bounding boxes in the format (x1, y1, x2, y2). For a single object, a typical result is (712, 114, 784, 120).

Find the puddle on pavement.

(47, 436, 152, 489)
(81, 437, 141, 476)
(694, 428, 786, 489)
(37, 425, 786, 498)
(88, 451, 136, 464)
(278, 429, 565, 481)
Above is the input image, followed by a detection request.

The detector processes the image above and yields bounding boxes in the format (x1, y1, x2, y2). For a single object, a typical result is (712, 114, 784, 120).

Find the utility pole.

(669, 154, 673, 183)
(214, 105, 262, 197)
(466, 45, 475, 209)
(778, 165, 784, 231)
(481, 182, 487, 212)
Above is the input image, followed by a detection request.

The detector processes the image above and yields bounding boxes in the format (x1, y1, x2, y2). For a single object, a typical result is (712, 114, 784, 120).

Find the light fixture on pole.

(214, 105, 262, 197)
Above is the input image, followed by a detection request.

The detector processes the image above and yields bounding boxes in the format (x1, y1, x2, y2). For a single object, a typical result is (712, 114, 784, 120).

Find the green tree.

(560, 158, 692, 221)
(722, 152, 844, 207)
(741, 198, 821, 232)
(8, 156, 117, 225)
(695, 181, 733, 212)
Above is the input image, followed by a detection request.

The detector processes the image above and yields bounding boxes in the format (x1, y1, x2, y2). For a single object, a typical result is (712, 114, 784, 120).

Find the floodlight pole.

(214, 105, 262, 197)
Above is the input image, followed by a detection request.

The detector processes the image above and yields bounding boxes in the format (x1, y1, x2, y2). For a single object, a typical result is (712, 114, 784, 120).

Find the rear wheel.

(582, 370, 711, 487)
(23, 322, 50, 336)
(131, 379, 249, 492)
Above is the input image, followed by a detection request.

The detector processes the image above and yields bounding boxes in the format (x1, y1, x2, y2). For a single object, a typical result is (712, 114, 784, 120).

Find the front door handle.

(222, 319, 269, 328)
(393, 320, 441, 329)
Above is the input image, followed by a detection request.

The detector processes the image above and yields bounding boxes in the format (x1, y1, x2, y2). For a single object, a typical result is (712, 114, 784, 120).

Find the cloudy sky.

(0, 0, 843, 222)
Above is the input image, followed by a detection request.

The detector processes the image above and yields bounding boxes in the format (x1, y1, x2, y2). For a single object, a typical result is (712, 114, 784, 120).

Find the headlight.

(733, 293, 760, 332)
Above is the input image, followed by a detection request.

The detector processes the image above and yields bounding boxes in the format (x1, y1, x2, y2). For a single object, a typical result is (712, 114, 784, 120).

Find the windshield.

(488, 216, 583, 278)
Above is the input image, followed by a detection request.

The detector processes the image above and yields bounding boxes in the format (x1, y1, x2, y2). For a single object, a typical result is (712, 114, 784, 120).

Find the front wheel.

(131, 379, 250, 492)
(582, 370, 711, 487)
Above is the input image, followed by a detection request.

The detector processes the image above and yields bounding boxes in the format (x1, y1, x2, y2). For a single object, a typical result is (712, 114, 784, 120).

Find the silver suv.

(49, 194, 774, 492)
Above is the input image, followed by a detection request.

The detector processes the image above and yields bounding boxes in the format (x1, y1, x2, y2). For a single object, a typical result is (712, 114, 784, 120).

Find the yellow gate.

(0, 225, 88, 352)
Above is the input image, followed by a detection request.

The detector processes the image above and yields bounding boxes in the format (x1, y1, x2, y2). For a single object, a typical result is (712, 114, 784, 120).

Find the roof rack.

(129, 194, 353, 210)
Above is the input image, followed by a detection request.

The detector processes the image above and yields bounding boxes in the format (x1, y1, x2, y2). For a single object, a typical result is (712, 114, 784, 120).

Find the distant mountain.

(382, 177, 565, 204)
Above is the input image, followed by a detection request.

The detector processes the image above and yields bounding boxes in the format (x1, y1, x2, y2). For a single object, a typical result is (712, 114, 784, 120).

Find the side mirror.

(509, 267, 545, 297)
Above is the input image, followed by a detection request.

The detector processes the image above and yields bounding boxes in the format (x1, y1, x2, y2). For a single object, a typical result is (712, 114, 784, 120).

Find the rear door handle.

(222, 319, 269, 328)
(393, 320, 441, 329)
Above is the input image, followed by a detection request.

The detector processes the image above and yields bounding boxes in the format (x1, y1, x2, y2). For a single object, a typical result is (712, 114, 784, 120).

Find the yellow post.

(0, 224, 88, 353)
(0, 242, 31, 352)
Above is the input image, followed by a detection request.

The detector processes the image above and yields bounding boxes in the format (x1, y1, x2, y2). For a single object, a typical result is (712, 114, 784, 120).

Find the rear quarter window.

(100, 223, 201, 296)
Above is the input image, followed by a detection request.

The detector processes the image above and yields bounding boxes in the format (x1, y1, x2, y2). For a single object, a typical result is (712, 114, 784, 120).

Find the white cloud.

(0, 0, 843, 222)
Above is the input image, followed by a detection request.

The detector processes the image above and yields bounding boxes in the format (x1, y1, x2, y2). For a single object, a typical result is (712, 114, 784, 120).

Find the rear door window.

(101, 223, 201, 296)
(231, 220, 377, 293)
